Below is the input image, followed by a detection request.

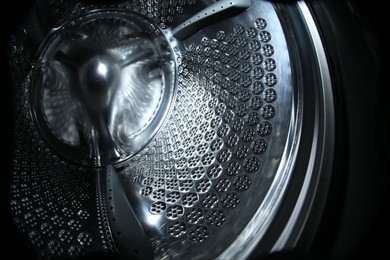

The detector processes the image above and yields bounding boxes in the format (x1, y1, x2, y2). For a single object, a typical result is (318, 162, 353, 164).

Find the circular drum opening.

(5, 1, 344, 260)
(31, 9, 177, 167)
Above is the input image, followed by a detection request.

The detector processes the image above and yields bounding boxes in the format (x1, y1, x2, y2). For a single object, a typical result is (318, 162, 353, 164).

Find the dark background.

(1, 1, 37, 258)
(1, 1, 389, 259)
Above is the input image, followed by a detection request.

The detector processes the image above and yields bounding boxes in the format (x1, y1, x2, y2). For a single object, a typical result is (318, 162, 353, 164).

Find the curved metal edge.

(217, 1, 335, 258)
(173, 0, 251, 40)
(216, 4, 303, 260)
(105, 166, 155, 260)
(270, 0, 335, 253)
(29, 8, 180, 168)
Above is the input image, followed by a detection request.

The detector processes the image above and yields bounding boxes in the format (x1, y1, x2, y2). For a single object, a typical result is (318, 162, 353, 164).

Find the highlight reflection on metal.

(110, 1, 295, 259)
(173, 0, 252, 40)
(7, 0, 331, 259)
(32, 10, 177, 167)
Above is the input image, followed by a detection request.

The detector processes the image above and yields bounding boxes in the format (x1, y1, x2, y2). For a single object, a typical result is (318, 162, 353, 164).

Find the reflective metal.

(173, 0, 251, 40)
(7, 1, 334, 259)
(31, 10, 177, 167)
(116, 1, 296, 259)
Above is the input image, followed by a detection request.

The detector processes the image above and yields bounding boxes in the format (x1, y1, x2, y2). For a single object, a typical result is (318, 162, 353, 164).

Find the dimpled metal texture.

(8, 0, 199, 259)
(31, 9, 176, 167)
(117, 1, 293, 258)
(9, 1, 294, 259)
(127, 17, 276, 240)
(47, 0, 199, 29)
(9, 74, 114, 258)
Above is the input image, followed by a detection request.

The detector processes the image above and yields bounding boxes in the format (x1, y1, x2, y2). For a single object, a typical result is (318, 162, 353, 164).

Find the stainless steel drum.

(7, 0, 336, 259)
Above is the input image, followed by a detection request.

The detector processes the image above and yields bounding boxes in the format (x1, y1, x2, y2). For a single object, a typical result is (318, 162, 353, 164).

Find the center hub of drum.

(31, 9, 177, 167)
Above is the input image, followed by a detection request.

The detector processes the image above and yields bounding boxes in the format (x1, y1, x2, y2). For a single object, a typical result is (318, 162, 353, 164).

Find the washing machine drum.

(8, 0, 336, 259)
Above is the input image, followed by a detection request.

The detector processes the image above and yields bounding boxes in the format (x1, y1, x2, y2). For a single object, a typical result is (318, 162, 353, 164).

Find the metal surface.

(270, 2, 334, 253)
(31, 10, 177, 167)
(173, 0, 251, 40)
(120, 1, 295, 259)
(7, 0, 334, 259)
